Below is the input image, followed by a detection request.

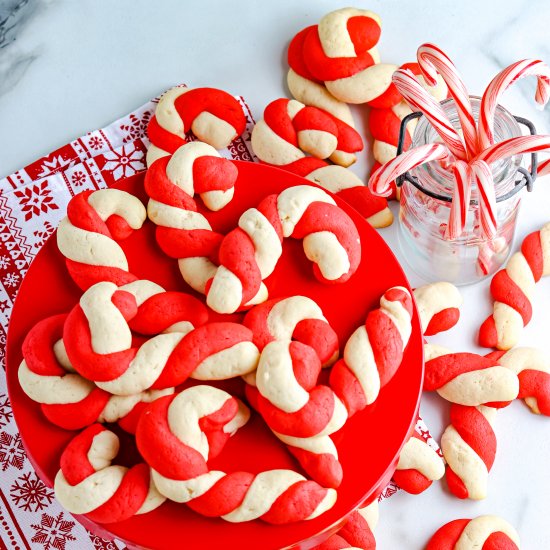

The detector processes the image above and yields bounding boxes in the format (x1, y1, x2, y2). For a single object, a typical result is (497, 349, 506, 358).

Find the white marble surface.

(1, 0, 550, 548)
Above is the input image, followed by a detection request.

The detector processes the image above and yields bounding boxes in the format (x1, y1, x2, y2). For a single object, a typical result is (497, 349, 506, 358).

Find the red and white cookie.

(479, 221, 550, 350)
(146, 86, 247, 166)
(424, 344, 519, 407)
(17, 314, 173, 432)
(330, 287, 414, 416)
(392, 432, 445, 495)
(245, 340, 347, 489)
(57, 189, 146, 290)
(63, 281, 259, 395)
(54, 424, 164, 523)
(487, 347, 550, 415)
(413, 281, 462, 336)
(136, 386, 337, 523)
(243, 295, 339, 367)
(426, 515, 520, 549)
(441, 404, 497, 500)
(206, 185, 361, 314)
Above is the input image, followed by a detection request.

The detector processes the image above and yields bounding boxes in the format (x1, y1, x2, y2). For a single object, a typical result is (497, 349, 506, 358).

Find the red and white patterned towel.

(0, 88, 435, 549)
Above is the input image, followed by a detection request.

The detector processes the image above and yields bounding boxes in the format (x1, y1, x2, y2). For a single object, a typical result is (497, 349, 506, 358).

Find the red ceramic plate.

(6, 161, 423, 550)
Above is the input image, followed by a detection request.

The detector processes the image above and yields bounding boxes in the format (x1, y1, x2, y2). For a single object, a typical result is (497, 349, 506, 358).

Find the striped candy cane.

(538, 157, 550, 177)
(392, 69, 467, 161)
(471, 159, 497, 239)
(445, 160, 472, 240)
(475, 134, 550, 165)
(417, 43, 478, 158)
(478, 59, 550, 151)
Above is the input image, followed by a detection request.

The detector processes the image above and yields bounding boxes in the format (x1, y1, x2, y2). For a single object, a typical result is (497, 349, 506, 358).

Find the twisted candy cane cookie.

(245, 341, 347, 489)
(57, 189, 146, 290)
(426, 515, 520, 549)
(441, 405, 497, 500)
(487, 347, 550, 415)
(54, 424, 164, 523)
(146, 86, 247, 166)
(136, 386, 337, 523)
(392, 432, 445, 494)
(479, 222, 550, 350)
(413, 281, 462, 336)
(424, 344, 519, 407)
(330, 287, 413, 416)
(206, 185, 361, 314)
(243, 295, 339, 367)
(17, 314, 173, 432)
(63, 281, 259, 395)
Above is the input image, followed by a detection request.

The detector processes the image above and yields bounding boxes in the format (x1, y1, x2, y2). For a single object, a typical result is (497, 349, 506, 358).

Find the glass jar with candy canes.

(369, 45, 549, 286)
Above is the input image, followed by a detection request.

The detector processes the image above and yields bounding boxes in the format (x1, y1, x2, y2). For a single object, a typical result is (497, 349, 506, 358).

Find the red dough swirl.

(206, 185, 361, 314)
(413, 281, 462, 336)
(136, 386, 337, 524)
(146, 86, 247, 166)
(62, 281, 259, 395)
(329, 286, 414, 416)
(54, 424, 164, 523)
(426, 515, 520, 549)
(56, 189, 146, 290)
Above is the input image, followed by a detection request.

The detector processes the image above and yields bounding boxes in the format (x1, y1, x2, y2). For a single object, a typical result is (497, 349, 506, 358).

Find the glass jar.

(398, 96, 527, 286)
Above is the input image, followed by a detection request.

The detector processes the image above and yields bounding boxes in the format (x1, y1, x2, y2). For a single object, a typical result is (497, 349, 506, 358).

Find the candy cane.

(392, 69, 467, 160)
(426, 515, 520, 549)
(474, 134, 550, 165)
(54, 424, 165, 523)
(136, 387, 337, 523)
(368, 143, 451, 197)
(471, 159, 497, 239)
(478, 59, 550, 151)
(446, 160, 473, 240)
(57, 189, 146, 290)
(417, 43, 478, 158)
(538, 157, 550, 177)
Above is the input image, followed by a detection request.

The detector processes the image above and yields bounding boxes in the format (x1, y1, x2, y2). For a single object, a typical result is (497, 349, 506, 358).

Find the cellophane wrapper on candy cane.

(0, 86, 438, 549)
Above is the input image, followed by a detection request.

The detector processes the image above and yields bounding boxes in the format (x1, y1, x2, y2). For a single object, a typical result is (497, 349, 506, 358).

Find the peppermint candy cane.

(417, 43, 478, 158)
(206, 185, 361, 314)
(487, 348, 550, 415)
(63, 281, 259, 395)
(284, 158, 393, 229)
(479, 222, 550, 350)
(251, 98, 363, 168)
(136, 386, 337, 523)
(54, 424, 165, 523)
(243, 295, 339, 368)
(17, 314, 174, 432)
(392, 432, 445, 495)
(426, 515, 520, 550)
(392, 69, 467, 160)
(424, 344, 519, 407)
(245, 340, 348, 489)
(474, 134, 550, 165)
(538, 157, 550, 177)
(368, 143, 451, 197)
(57, 189, 146, 290)
(413, 281, 462, 336)
(441, 404, 497, 500)
(146, 86, 247, 166)
(446, 161, 473, 240)
(329, 287, 413, 416)
(471, 159, 497, 240)
(478, 59, 550, 151)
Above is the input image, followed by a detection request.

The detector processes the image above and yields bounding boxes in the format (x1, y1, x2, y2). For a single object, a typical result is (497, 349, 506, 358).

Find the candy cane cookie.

(441, 404, 497, 500)
(146, 86, 247, 166)
(63, 281, 259, 395)
(479, 222, 550, 350)
(206, 185, 361, 314)
(330, 287, 414, 416)
(413, 281, 462, 336)
(136, 386, 337, 523)
(243, 295, 339, 367)
(57, 189, 146, 290)
(17, 314, 174, 432)
(487, 347, 550, 415)
(245, 340, 347, 488)
(54, 424, 165, 523)
(392, 432, 445, 494)
(426, 515, 520, 550)
(424, 344, 519, 407)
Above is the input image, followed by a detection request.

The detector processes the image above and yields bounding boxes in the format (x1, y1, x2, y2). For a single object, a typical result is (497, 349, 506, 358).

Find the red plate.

(6, 161, 423, 550)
